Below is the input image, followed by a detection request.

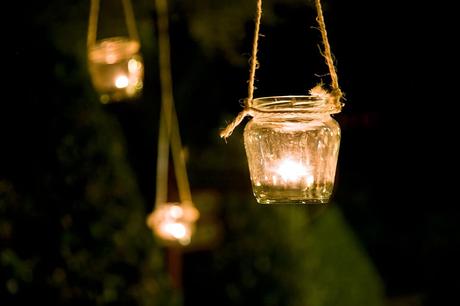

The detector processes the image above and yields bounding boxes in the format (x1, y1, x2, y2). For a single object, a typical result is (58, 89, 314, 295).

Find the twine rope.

(87, 0, 100, 48)
(87, 0, 140, 48)
(247, 0, 263, 105)
(220, 0, 343, 140)
(154, 0, 193, 206)
(314, 0, 342, 102)
(122, 0, 140, 41)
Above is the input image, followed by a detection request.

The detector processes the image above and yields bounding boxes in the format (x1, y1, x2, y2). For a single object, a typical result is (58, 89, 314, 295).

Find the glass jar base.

(252, 184, 333, 204)
(99, 90, 141, 104)
(255, 197, 330, 205)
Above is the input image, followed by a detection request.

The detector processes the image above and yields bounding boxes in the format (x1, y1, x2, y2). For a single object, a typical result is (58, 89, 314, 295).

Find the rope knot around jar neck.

(220, 91, 342, 140)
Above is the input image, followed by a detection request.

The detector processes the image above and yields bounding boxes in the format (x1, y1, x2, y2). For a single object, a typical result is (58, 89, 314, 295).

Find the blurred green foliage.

(0, 85, 179, 304)
(216, 200, 383, 306)
(1, 8, 178, 303)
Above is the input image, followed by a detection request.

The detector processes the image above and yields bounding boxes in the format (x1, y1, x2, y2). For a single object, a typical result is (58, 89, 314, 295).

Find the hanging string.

(314, 0, 342, 103)
(154, 0, 173, 206)
(170, 103, 192, 203)
(155, 94, 170, 205)
(247, 0, 263, 106)
(154, 0, 193, 205)
(219, 0, 262, 139)
(220, 0, 343, 140)
(87, 0, 100, 48)
(122, 0, 140, 41)
(87, 0, 140, 49)
(156, 101, 192, 204)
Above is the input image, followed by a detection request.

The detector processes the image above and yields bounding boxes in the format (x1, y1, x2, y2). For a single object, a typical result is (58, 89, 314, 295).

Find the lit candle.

(275, 158, 309, 183)
(114, 75, 129, 88)
(271, 158, 313, 187)
(160, 222, 189, 242)
(88, 37, 144, 102)
(147, 202, 199, 246)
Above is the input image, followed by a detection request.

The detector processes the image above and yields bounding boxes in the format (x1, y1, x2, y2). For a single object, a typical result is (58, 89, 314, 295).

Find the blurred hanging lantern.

(221, 0, 343, 204)
(87, 0, 144, 103)
(147, 108, 200, 245)
(147, 202, 199, 246)
(244, 96, 340, 204)
(146, 0, 199, 245)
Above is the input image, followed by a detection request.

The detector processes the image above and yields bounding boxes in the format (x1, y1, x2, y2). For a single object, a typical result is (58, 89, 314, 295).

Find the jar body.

(243, 96, 341, 204)
(147, 202, 199, 246)
(88, 37, 144, 103)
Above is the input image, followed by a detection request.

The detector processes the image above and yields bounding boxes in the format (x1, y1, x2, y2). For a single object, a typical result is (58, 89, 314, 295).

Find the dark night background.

(1, 0, 457, 306)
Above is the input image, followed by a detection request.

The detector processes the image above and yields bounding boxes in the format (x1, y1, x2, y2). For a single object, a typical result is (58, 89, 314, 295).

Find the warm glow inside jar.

(244, 96, 341, 204)
(88, 37, 144, 103)
(147, 202, 199, 246)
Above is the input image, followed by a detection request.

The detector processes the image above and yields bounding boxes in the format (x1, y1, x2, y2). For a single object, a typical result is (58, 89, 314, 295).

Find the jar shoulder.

(245, 115, 340, 132)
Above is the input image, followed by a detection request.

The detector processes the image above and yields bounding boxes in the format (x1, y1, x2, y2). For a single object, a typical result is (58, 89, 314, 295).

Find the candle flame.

(115, 75, 129, 88)
(160, 222, 187, 239)
(276, 159, 309, 183)
(147, 203, 198, 245)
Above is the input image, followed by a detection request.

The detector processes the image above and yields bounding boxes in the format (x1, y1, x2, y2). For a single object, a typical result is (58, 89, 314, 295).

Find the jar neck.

(251, 96, 340, 115)
(251, 112, 330, 122)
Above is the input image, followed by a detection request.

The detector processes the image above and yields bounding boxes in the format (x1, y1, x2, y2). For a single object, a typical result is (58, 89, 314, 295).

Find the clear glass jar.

(88, 37, 144, 103)
(244, 96, 341, 204)
(146, 202, 199, 246)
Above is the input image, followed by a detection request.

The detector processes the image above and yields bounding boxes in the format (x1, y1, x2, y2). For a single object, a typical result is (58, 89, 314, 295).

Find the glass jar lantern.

(147, 202, 199, 246)
(244, 96, 341, 204)
(88, 37, 144, 103)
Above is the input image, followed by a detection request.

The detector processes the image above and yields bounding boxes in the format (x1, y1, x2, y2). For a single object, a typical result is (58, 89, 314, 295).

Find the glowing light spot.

(146, 202, 198, 245)
(128, 59, 141, 73)
(168, 206, 184, 219)
(275, 159, 309, 183)
(115, 75, 129, 88)
(161, 222, 187, 239)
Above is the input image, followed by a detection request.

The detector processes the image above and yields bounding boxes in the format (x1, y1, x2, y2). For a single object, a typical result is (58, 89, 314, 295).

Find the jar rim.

(89, 37, 141, 63)
(252, 95, 340, 114)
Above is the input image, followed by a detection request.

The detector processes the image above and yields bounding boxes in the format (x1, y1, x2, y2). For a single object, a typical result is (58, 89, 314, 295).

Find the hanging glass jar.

(244, 96, 341, 204)
(87, 0, 144, 103)
(88, 37, 143, 103)
(147, 202, 199, 246)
